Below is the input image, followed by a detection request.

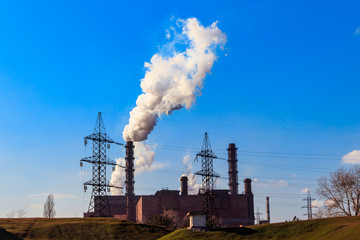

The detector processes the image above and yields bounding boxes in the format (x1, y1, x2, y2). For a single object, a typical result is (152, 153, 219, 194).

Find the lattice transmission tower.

(255, 207, 263, 225)
(195, 132, 220, 216)
(80, 112, 124, 217)
(302, 190, 316, 220)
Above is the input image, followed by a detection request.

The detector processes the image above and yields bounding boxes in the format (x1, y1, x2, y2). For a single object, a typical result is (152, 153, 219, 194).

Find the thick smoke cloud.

(181, 154, 201, 194)
(110, 157, 125, 195)
(111, 18, 226, 194)
(123, 18, 227, 142)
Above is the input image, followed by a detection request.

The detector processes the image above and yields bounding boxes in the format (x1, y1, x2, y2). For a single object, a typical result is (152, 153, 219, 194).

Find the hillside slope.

(159, 216, 360, 240)
(0, 218, 171, 240)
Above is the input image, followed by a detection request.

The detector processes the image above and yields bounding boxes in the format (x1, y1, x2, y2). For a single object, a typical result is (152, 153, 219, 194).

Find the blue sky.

(0, 0, 360, 222)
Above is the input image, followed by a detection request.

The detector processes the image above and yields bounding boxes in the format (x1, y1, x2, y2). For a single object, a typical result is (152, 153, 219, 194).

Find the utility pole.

(195, 132, 220, 216)
(266, 196, 270, 224)
(302, 190, 315, 220)
(80, 112, 124, 217)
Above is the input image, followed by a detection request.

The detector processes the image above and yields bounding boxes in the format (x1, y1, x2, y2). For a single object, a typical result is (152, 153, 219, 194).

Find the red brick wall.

(99, 190, 254, 226)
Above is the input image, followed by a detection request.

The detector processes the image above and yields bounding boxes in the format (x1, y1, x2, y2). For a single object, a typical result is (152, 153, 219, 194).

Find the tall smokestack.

(266, 196, 270, 224)
(180, 176, 188, 196)
(227, 143, 238, 195)
(125, 141, 136, 221)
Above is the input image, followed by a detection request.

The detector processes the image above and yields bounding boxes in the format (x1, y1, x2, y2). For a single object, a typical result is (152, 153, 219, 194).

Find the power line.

(135, 143, 353, 162)
(164, 118, 360, 134)
(216, 157, 334, 172)
(137, 169, 321, 190)
(140, 143, 345, 157)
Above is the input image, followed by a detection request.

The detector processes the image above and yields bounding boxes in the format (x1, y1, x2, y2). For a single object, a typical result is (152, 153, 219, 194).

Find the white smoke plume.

(134, 141, 156, 174)
(123, 17, 227, 142)
(110, 157, 125, 195)
(110, 142, 158, 195)
(112, 18, 226, 195)
(181, 154, 201, 194)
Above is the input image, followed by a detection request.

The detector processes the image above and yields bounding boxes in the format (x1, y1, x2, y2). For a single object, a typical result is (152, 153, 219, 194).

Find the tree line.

(6, 193, 56, 218)
(317, 165, 360, 217)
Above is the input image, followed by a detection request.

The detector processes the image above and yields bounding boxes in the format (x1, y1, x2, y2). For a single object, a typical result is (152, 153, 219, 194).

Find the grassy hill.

(0, 218, 171, 240)
(2, 216, 360, 240)
(159, 216, 360, 240)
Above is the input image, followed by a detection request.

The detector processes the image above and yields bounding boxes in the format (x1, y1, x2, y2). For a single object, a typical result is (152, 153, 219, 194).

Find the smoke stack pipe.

(244, 178, 252, 194)
(266, 196, 270, 223)
(244, 178, 255, 225)
(227, 143, 239, 195)
(125, 141, 136, 221)
(180, 176, 188, 196)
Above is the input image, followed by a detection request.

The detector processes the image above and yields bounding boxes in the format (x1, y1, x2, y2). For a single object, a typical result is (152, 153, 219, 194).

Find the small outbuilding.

(187, 211, 207, 230)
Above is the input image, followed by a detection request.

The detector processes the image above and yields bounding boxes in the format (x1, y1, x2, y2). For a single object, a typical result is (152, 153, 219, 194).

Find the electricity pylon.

(195, 132, 220, 216)
(256, 207, 263, 225)
(302, 190, 316, 220)
(80, 112, 124, 217)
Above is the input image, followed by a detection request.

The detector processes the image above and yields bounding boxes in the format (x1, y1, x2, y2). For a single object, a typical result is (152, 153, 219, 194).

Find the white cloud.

(301, 188, 309, 194)
(165, 29, 171, 39)
(311, 199, 335, 208)
(342, 150, 360, 164)
(253, 179, 288, 187)
(355, 27, 360, 35)
(325, 199, 336, 207)
(311, 200, 324, 208)
(28, 193, 78, 199)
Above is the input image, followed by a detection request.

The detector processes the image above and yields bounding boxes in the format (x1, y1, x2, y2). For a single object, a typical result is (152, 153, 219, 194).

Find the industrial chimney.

(227, 143, 239, 195)
(244, 178, 252, 194)
(244, 178, 255, 225)
(125, 141, 136, 221)
(180, 176, 188, 196)
(266, 196, 270, 224)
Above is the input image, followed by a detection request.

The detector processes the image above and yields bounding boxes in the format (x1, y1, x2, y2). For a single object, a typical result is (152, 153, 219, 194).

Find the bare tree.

(161, 210, 179, 228)
(17, 209, 26, 218)
(317, 166, 360, 216)
(6, 211, 15, 218)
(43, 194, 56, 218)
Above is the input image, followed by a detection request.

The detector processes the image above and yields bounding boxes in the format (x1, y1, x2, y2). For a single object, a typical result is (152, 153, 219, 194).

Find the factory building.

(85, 143, 255, 227)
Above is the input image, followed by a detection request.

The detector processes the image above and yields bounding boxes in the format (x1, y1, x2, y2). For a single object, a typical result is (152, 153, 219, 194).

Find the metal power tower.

(80, 112, 124, 217)
(255, 207, 263, 225)
(302, 190, 315, 220)
(195, 132, 220, 216)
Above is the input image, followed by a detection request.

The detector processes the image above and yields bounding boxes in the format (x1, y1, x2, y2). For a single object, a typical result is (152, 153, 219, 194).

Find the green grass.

(3, 216, 360, 240)
(0, 218, 171, 240)
(159, 216, 360, 240)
